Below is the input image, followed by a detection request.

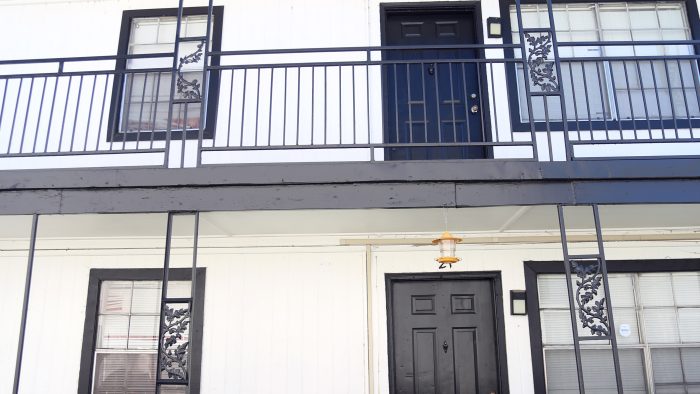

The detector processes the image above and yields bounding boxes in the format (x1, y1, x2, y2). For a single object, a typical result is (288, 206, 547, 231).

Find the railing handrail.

(0, 52, 175, 66)
(558, 39, 700, 47)
(2, 39, 697, 67)
(210, 43, 522, 57)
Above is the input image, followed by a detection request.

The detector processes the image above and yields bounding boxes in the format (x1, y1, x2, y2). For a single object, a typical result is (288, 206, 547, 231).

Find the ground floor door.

(387, 275, 501, 394)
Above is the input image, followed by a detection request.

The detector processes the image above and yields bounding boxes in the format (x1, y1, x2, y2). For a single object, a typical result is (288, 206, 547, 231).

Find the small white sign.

(619, 324, 631, 337)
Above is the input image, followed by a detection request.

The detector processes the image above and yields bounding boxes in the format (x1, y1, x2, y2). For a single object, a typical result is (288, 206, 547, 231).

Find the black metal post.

(557, 204, 624, 393)
(12, 214, 38, 394)
(557, 206, 586, 393)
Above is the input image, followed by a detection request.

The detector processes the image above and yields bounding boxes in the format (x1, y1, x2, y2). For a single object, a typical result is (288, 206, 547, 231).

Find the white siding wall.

(2, 235, 700, 393)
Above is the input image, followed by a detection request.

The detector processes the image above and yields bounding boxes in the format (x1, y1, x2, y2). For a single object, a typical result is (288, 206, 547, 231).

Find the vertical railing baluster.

(69, 76, 84, 152)
(240, 68, 247, 147)
(283, 67, 288, 145)
(420, 61, 428, 144)
(489, 63, 499, 143)
(134, 73, 148, 149)
(226, 69, 234, 147)
(475, 60, 486, 143)
(461, 63, 473, 143)
(566, 62, 581, 140)
(94, 74, 110, 152)
(448, 61, 457, 143)
(662, 59, 679, 139)
(296, 67, 301, 146)
(649, 60, 666, 139)
(365, 51, 372, 160)
(254, 68, 261, 147)
(406, 63, 413, 143)
(268, 68, 274, 146)
(150, 72, 162, 150)
(32, 78, 48, 154)
(19, 77, 35, 154)
(675, 59, 693, 137)
(606, 62, 624, 140)
(351, 64, 357, 145)
(0, 79, 8, 145)
(393, 63, 400, 145)
(57, 76, 72, 153)
(311, 66, 315, 145)
(621, 61, 638, 140)
(82, 75, 97, 152)
(8, 78, 24, 154)
(579, 62, 594, 137)
(433, 62, 442, 145)
(594, 61, 610, 141)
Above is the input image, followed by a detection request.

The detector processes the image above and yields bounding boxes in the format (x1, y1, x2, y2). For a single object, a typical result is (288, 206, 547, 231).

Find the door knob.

(442, 340, 449, 353)
(427, 63, 435, 75)
(471, 105, 479, 114)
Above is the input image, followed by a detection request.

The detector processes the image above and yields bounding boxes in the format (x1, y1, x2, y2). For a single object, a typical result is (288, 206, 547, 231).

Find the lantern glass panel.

(440, 239, 456, 257)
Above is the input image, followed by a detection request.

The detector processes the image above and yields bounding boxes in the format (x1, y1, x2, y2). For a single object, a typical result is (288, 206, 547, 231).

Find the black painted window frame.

(498, 0, 700, 133)
(77, 268, 206, 394)
(107, 7, 224, 142)
(525, 259, 700, 393)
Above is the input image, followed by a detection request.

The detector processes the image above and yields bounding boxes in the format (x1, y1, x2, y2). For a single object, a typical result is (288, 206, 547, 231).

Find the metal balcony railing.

(0, 41, 699, 170)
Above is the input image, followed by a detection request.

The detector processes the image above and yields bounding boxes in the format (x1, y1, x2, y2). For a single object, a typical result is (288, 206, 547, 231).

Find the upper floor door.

(383, 6, 487, 160)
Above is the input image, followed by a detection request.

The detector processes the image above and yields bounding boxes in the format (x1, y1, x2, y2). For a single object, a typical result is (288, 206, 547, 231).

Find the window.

(78, 269, 205, 394)
(527, 261, 700, 393)
(508, 1, 699, 128)
(109, 7, 223, 141)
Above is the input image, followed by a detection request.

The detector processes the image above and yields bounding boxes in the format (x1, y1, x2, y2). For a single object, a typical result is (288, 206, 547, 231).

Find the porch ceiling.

(1, 204, 699, 239)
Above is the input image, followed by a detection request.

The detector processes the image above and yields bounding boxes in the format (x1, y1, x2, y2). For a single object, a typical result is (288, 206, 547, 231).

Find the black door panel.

(388, 279, 499, 394)
(384, 9, 486, 160)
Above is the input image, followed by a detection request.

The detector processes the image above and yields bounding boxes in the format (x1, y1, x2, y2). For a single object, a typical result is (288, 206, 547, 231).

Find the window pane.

(128, 315, 159, 349)
(541, 309, 573, 345)
(96, 315, 130, 349)
(538, 274, 569, 308)
(644, 308, 680, 343)
(678, 308, 700, 343)
(639, 273, 675, 307)
(93, 353, 157, 393)
(673, 272, 700, 307)
(613, 307, 640, 344)
(131, 281, 161, 315)
(99, 281, 132, 315)
(545, 348, 646, 393)
(653, 348, 685, 387)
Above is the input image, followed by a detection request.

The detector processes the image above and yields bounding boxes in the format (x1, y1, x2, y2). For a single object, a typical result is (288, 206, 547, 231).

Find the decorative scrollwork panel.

(570, 259, 610, 337)
(525, 32, 559, 93)
(160, 303, 191, 381)
(176, 41, 204, 101)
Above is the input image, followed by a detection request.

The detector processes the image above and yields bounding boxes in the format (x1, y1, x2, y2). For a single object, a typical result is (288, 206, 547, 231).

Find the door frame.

(385, 271, 510, 394)
(379, 2, 493, 160)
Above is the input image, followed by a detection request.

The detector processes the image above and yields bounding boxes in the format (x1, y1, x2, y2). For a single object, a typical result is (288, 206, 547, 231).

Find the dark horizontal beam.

(0, 178, 699, 215)
(1, 158, 700, 191)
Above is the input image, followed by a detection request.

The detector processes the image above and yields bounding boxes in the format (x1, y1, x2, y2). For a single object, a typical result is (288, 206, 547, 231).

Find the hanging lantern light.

(432, 231, 462, 268)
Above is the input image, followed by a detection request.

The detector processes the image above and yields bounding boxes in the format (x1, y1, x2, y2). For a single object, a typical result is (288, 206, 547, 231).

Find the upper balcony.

(0, 0, 699, 171)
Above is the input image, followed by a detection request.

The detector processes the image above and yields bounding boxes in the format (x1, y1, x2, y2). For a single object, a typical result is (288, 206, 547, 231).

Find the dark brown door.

(383, 7, 486, 160)
(388, 278, 500, 394)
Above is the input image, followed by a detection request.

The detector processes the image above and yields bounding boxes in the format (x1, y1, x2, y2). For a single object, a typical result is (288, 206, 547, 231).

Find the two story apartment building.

(1, 0, 700, 393)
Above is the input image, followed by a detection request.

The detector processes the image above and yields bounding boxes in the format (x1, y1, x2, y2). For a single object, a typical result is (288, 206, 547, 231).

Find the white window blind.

(537, 271, 700, 393)
(509, 2, 698, 124)
(120, 15, 207, 134)
(92, 280, 190, 394)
